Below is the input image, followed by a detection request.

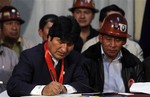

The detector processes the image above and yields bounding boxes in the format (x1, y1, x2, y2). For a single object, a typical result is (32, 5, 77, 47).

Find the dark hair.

(39, 14, 58, 30)
(99, 4, 125, 22)
(48, 16, 80, 44)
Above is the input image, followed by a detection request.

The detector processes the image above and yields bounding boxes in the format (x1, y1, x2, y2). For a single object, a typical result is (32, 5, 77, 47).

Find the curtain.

(11, 0, 134, 45)
(139, 0, 150, 58)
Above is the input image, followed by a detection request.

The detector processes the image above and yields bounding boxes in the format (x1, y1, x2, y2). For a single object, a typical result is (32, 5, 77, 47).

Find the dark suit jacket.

(7, 43, 90, 97)
(82, 42, 144, 93)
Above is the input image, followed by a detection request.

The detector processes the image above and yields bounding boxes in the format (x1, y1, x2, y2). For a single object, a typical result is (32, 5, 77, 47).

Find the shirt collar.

(52, 56, 58, 68)
(1, 37, 22, 45)
(47, 50, 58, 68)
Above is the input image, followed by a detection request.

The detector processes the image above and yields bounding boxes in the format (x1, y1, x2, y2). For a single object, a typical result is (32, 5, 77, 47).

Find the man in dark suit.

(7, 16, 90, 96)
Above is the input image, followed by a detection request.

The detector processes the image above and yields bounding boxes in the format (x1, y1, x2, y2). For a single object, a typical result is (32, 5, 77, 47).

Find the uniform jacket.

(0, 46, 18, 93)
(74, 26, 99, 52)
(82, 42, 144, 93)
(7, 43, 90, 97)
(1, 37, 35, 56)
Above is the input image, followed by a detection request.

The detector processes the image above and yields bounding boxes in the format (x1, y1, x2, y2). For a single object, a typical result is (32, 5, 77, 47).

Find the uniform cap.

(0, 5, 24, 24)
(69, 0, 99, 13)
(99, 14, 130, 38)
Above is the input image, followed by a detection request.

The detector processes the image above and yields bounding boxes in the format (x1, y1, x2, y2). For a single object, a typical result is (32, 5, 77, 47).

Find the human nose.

(60, 43, 67, 53)
(109, 39, 116, 47)
(80, 12, 85, 18)
(12, 23, 18, 30)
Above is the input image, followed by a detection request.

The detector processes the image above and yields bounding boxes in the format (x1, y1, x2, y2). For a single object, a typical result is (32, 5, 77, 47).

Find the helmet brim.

(0, 19, 25, 24)
(68, 7, 99, 13)
(99, 30, 131, 38)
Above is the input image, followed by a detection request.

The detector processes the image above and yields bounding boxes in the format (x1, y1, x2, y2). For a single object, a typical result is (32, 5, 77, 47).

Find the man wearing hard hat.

(82, 14, 144, 93)
(69, 0, 99, 52)
(0, 5, 34, 56)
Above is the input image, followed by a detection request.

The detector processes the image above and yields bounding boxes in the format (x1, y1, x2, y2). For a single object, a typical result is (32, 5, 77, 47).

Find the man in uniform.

(69, 0, 99, 52)
(0, 5, 34, 56)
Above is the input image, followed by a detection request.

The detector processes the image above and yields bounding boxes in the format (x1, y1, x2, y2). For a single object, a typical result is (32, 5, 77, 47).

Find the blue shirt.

(101, 46, 125, 93)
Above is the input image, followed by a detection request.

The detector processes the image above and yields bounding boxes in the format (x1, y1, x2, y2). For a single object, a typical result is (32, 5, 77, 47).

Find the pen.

(50, 70, 63, 94)
(49, 70, 57, 81)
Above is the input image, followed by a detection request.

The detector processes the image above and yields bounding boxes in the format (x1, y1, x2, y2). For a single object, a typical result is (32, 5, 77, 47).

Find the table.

(2, 91, 150, 97)
(82, 92, 150, 97)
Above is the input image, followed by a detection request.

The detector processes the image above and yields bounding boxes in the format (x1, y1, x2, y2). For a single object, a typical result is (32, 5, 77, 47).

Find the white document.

(0, 90, 9, 97)
(21, 96, 61, 97)
(130, 82, 150, 94)
(21, 94, 82, 97)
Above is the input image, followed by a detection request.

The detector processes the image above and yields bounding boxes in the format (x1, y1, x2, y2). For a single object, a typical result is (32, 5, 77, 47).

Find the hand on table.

(42, 81, 67, 96)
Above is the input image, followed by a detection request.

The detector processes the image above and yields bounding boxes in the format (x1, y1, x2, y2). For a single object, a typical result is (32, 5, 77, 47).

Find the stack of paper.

(130, 82, 150, 94)
(0, 90, 9, 97)
(21, 94, 82, 97)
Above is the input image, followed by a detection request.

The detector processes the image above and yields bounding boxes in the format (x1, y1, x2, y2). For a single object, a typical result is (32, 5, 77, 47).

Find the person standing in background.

(68, 0, 99, 52)
(38, 14, 58, 42)
(81, 4, 144, 61)
(0, 30, 18, 93)
(0, 0, 18, 93)
(0, 5, 34, 56)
